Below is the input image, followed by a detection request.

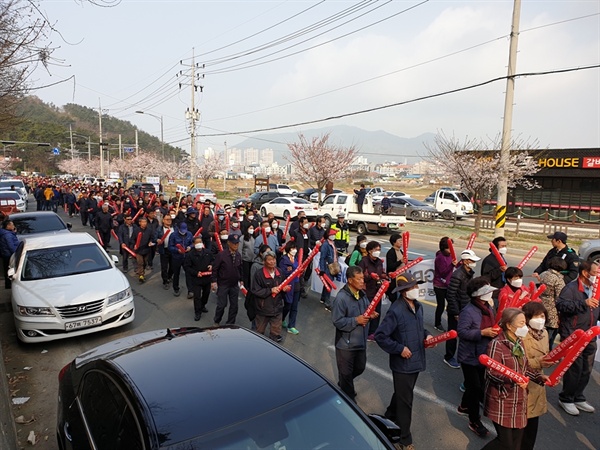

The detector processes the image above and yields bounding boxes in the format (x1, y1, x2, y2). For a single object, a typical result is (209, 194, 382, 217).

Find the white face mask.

(247, 215, 254, 221)
(170, 214, 176, 219)
(264, 226, 271, 233)
(290, 249, 297, 256)
(498, 247, 508, 255)
(239, 210, 246, 216)
(509, 278, 523, 288)
(248, 228, 254, 234)
(328, 234, 335, 240)
(231, 222, 239, 228)
(468, 262, 477, 269)
(529, 318, 546, 331)
(372, 251, 381, 258)
(218, 215, 224, 221)
(480, 292, 493, 302)
(194, 243, 203, 250)
(303, 223, 310, 229)
(515, 324, 529, 338)
(181, 209, 187, 214)
(220, 234, 228, 241)
(359, 242, 367, 249)
(405, 289, 419, 300)
(588, 275, 597, 284)
(272, 223, 278, 229)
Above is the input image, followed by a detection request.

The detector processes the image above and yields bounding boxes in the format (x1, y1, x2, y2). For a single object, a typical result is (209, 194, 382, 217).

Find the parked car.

(579, 239, 600, 264)
(57, 326, 400, 450)
(11, 211, 71, 238)
(0, 191, 26, 212)
(130, 182, 157, 195)
(188, 187, 217, 204)
(8, 233, 134, 343)
(0, 198, 19, 215)
(372, 191, 410, 202)
(365, 187, 384, 197)
(0, 179, 28, 204)
(269, 183, 297, 196)
(261, 197, 318, 219)
(296, 187, 319, 200)
(242, 191, 281, 209)
(309, 189, 343, 203)
(373, 196, 439, 221)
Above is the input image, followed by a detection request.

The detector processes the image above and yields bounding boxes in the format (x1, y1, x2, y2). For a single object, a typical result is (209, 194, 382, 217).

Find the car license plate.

(65, 316, 102, 331)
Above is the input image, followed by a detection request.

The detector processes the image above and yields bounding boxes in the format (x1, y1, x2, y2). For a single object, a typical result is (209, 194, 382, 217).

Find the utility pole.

(179, 47, 204, 186)
(223, 141, 227, 192)
(495, 0, 521, 237)
(98, 99, 104, 177)
(119, 134, 122, 160)
(135, 130, 139, 157)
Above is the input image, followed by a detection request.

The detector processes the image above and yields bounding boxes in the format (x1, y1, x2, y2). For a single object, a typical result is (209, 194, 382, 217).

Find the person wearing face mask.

(309, 216, 326, 249)
(198, 205, 214, 250)
(279, 241, 301, 335)
(319, 229, 339, 311)
(375, 272, 434, 450)
(521, 302, 554, 450)
(347, 235, 368, 266)
(456, 278, 499, 438)
(242, 210, 260, 235)
(497, 267, 529, 314)
(332, 266, 379, 402)
(229, 217, 242, 238)
(241, 225, 256, 288)
(445, 249, 481, 369)
(538, 257, 567, 349)
(168, 222, 193, 297)
(533, 232, 579, 284)
(253, 220, 279, 254)
(386, 233, 405, 303)
(183, 236, 214, 321)
(155, 214, 174, 289)
(330, 212, 350, 254)
(359, 241, 388, 341)
(208, 208, 228, 248)
(433, 237, 458, 332)
(555, 260, 600, 416)
(293, 216, 312, 297)
(481, 237, 508, 297)
(269, 218, 285, 255)
(482, 308, 546, 450)
(287, 210, 306, 237)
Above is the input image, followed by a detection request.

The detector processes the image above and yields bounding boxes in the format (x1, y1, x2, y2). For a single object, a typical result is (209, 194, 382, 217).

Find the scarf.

(507, 334, 524, 359)
(472, 299, 494, 330)
(529, 328, 545, 341)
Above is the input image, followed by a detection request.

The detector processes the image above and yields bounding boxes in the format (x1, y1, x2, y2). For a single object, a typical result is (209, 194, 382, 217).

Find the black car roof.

(82, 327, 327, 446)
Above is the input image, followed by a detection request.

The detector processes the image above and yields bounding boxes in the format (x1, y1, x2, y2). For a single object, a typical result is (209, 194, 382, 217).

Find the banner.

(311, 254, 436, 302)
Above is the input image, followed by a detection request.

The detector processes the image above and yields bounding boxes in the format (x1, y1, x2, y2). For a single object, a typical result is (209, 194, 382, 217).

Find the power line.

(197, 64, 600, 137)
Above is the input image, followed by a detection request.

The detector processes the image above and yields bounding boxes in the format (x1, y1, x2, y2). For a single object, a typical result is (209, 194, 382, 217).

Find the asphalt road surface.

(1, 210, 598, 449)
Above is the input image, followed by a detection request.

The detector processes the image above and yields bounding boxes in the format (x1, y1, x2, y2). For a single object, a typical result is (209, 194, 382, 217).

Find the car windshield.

(0, 192, 20, 200)
(21, 243, 111, 281)
(292, 198, 311, 204)
(179, 386, 388, 450)
(0, 181, 24, 189)
(455, 192, 471, 202)
(12, 214, 67, 234)
(405, 198, 429, 207)
(249, 192, 263, 201)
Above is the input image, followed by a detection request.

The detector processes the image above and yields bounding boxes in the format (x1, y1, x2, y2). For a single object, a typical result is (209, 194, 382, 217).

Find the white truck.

(316, 192, 406, 235)
(430, 189, 474, 220)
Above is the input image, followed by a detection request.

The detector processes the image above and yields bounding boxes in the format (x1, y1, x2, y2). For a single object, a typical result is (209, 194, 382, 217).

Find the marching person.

(319, 229, 339, 312)
(347, 234, 368, 266)
(94, 202, 113, 251)
(133, 217, 156, 284)
(117, 215, 137, 273)
(386, 233, 404, 302)
(183, 236, 214, 321)
(538, 257, 567, 349)
(481, 236, 508, 297)
(555, 260, 599, 416)
(279, 241, 301, 335)
(254, 219, 279, 254)
(168, 222, 193, 297)
(308, 216, 326, 249)
(211, 234, 243, 326)
(533, 231, 579, 283)
(375, 271, 433, 450)
(433, 237, 457, 332)
(252, 250, 289, 342)
(0, 220, 19, 289)
(156, 214, 174, 289)
(359, 240, 388, 341)
(332, 265, 379, 402)
(241, 224, 256, 288)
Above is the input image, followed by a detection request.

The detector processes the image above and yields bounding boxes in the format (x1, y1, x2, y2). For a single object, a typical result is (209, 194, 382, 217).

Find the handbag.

(328, 261, 341, 276)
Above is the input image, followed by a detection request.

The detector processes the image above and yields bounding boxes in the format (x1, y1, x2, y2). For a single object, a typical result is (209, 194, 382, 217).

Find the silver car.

(579, 239, 600, 264)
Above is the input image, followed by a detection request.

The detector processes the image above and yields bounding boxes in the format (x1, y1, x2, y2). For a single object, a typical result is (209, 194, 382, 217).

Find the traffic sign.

(52, 148, 60, 155)
(124, 147, 135, 153)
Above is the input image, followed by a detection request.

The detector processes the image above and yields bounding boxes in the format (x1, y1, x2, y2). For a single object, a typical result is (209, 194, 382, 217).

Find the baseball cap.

(547, 231, 567, 243)
(178, 223, 188, 233)
(336, 212, 345, 218)
(392, 271, 424, 293)
(227, 234, 240, 244)
(461, 249, 481, 261)
(471, 285, 497, 298)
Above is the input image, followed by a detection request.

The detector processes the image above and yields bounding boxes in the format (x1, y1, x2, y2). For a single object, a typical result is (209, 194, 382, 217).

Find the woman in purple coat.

(433, 237, 457, 332)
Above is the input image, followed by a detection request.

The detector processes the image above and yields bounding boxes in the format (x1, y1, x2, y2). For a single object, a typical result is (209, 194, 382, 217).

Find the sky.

(30, 0, 600, 159)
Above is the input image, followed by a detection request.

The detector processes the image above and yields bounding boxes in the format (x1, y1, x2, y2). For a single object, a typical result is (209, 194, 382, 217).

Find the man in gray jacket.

(332, 265, 379, 401)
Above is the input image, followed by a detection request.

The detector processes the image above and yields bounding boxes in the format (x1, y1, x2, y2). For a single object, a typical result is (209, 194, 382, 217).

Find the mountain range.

(233, 125, 435, 165)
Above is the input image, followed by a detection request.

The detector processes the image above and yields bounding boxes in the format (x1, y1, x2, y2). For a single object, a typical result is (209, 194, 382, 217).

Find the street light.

(135, 110, 164, 158)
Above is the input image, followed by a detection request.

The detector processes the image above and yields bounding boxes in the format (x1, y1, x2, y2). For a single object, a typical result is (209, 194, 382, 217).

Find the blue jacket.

(0, 229, 19, 259)
(319, 240, 336, 276)
(375, 298, 431, 374)
(168, 231, 193, 260)
(556, 278, 600, 340)
(457, 302, 494, 366)
(332, 284, 370, 351)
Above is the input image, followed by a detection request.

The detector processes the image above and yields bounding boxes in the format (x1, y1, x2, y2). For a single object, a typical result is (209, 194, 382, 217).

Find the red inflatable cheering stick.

(479, 354, 529, 385)
(447, 238, 457, 263)
(425, 330, 457, 348)
(489, 242, 505, 266)
(517, 246, 538, 270)
(363, 280, 390, 318)
(388, 257, 423, 279)
(591, 276, 600, 300)
(466, 233, 477, 250)
(96, 231, 104, 247)
(543, 329, 585, 363)
(158, 229, 171, 245)
(402, 231, 410, 265)
(273, 242, 322, 296)
(134, 232, 142, 251)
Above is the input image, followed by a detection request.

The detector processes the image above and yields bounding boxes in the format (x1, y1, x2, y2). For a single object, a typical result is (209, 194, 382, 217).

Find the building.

(244, 148, 260, 166)
(260, 148, 274, 165)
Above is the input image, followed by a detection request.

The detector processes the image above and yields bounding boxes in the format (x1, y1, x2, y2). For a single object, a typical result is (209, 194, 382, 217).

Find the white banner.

(311, 253, 436, 302)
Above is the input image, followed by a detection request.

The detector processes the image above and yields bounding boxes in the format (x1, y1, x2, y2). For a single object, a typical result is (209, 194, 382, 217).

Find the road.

(1, 210, 599, 449)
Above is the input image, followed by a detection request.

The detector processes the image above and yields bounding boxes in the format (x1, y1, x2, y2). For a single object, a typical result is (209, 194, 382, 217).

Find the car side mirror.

(111, 255, 119, 264)
(7, 268, 15, 279)
(367, 414, 401, 444)
(66, 223, 73, 230)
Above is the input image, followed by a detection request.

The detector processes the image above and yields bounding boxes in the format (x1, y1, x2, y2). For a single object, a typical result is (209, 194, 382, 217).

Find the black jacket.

(446, 265, 475, 316)
(183, 248, 214, 286)
(252, 266, 285, 317)
(481, 252, 506, 291)
(534, 245, 579, 283)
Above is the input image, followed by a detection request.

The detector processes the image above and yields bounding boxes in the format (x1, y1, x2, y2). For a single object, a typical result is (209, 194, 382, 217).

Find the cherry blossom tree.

(426, 132, 541, 233)
(286, 132, 358, 202)
(194, 153, 222, 188)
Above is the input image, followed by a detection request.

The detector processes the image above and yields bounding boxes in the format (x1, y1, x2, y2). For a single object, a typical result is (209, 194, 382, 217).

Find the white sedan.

(188, 187, 218, 204)
(8, 232, 134, 343)
(260, 197, 318, 219)
(372, 191, 410, 202)
(0, 191, 26, 212)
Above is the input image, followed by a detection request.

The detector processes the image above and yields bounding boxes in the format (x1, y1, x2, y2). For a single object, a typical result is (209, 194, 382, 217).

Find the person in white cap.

(444, 249, 481, 369)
